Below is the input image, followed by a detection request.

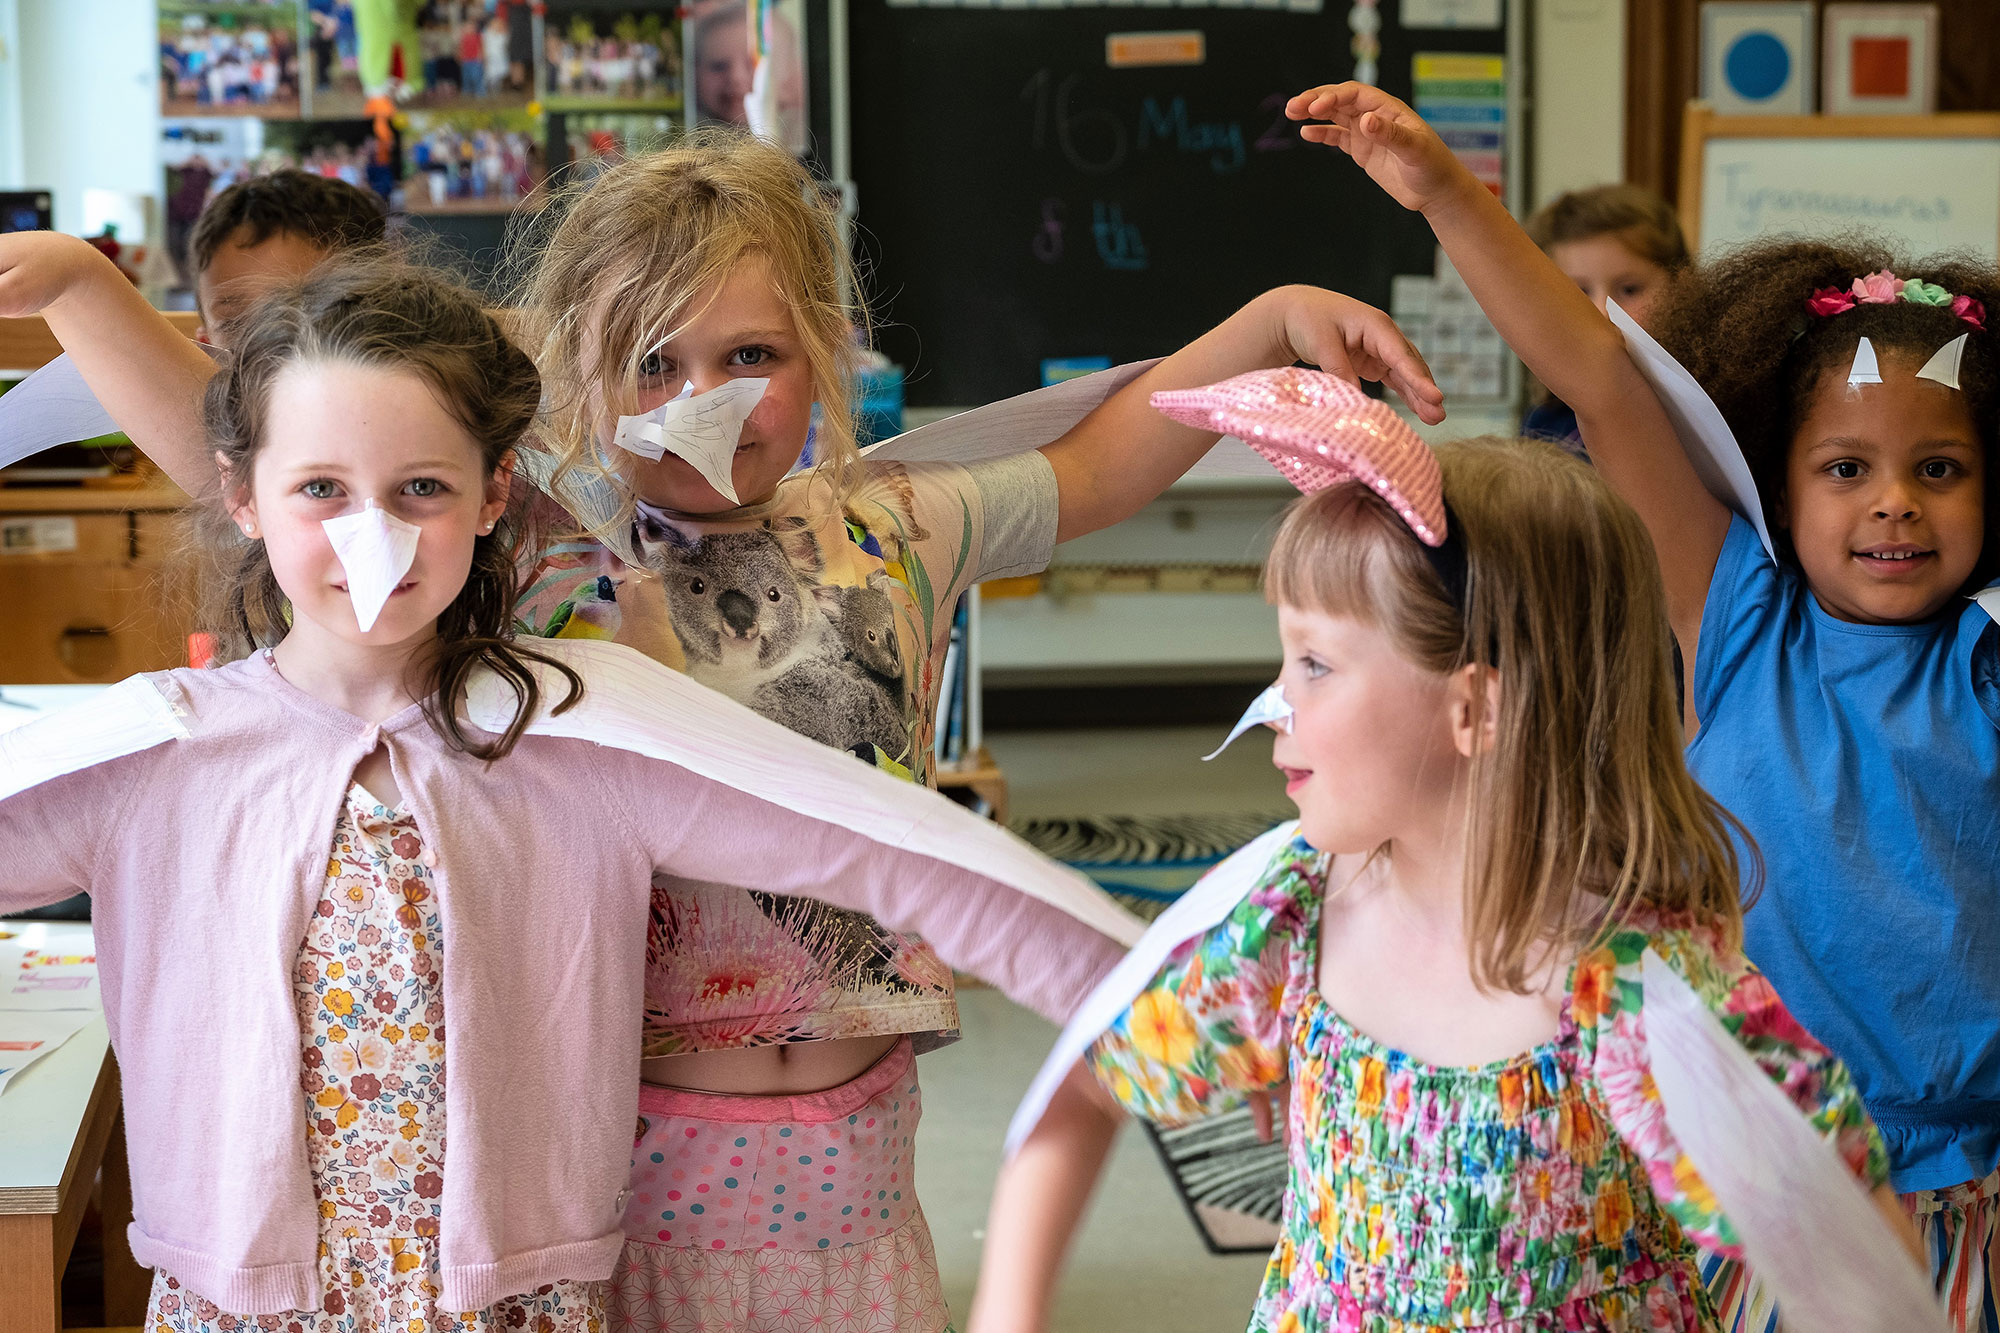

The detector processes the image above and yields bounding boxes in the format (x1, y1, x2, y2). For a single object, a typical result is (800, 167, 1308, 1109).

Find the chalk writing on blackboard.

(1093, 202, 1149, 271)
(1025, 68, 1298, 179)
(1138, 96, 1247, 174)
(1034, 198, 1066, 263)
(1024, 69, 1129, 175)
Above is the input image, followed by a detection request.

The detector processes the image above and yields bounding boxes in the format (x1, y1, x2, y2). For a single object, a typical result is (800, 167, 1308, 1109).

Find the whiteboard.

(1698, 137, 2000, 261)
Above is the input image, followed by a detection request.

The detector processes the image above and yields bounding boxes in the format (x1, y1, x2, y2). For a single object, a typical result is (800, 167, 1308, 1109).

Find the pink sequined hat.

(1151, 367, 1447, 547)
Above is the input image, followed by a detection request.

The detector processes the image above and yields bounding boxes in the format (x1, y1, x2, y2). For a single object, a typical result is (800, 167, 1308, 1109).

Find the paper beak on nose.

(608, 377, 770, 505)
(1203, 682, 1294, 761)
(322, 500, 422, 632)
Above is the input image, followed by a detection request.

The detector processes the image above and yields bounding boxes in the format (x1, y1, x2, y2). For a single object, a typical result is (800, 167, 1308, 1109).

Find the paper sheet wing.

(861, 359, 1279, 483)
(1606, 303, 1775, 560)
(0, 676, 189, 801)
(463, 638, 1146, 950)
(1003, 821, 1302, 1155)
(1640, 950, 1946, 1332)
(0, 353, 122, 470)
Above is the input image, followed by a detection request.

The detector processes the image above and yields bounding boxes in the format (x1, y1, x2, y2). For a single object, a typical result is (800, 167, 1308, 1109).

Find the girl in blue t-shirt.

(1286, 80, 2000, 1331)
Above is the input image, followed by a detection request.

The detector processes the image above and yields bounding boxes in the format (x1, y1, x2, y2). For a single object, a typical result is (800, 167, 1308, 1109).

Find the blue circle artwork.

(1725, 31, 1791, 102)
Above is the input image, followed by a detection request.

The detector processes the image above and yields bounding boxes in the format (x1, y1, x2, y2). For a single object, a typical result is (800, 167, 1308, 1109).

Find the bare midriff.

(640, 1032, 903, 1096)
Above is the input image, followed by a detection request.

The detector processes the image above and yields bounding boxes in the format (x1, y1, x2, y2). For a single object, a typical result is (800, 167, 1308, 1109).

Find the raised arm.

(0, 231, 219, 498)
(1287, 82, 1728, 651)
(1040, 284, 1444, 543)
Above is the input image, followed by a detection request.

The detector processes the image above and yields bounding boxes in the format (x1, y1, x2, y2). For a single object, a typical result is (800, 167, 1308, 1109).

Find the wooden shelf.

(935, 746, 1007, 825)
(1, 313, 201, 377)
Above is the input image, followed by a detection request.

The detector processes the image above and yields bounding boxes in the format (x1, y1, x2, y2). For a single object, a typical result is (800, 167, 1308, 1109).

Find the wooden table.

(0, 921, 146, 1332)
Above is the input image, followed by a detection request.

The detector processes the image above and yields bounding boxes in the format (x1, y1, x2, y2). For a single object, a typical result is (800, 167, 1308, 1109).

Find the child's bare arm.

(1039, 284, 1444, 544)
(0, 231, 219, 498)
(966, 1060, 1124, 1333)
(1287, 82, 1729, 653)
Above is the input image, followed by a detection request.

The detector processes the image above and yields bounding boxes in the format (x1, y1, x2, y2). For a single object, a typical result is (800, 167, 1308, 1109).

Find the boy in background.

(189, 168, 385, 344)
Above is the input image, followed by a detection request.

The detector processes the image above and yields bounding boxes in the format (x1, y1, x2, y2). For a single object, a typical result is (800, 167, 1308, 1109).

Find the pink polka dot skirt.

(613, 1038, 950, 1333)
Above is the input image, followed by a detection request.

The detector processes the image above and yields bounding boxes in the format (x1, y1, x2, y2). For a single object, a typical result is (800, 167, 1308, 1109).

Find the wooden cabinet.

(0, 483, 193, 684)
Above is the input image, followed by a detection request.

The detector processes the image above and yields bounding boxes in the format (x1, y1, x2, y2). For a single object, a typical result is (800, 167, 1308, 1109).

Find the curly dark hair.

(1650, 236, 2000, 581)
(201, 251, 581, 760)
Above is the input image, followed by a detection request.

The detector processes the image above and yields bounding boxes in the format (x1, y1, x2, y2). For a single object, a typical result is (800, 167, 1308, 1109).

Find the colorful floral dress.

(144, 785, 606, 1333)
(1089, 838, 1888, 1333)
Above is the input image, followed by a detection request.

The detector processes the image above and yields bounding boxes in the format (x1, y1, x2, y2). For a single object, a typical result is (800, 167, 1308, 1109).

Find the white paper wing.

(1003, 820, 1302, 1155)
(1640, 950, 1946, 1332)
(1606, 302, 1775, 560)
(862, 359, 1277, 482)
(0, 354, 122, 469)
(0, 676, 189, 801)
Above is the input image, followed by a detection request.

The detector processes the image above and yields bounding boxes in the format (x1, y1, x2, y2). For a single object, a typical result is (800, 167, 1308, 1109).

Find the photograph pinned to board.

(542, 7, 686, 112)
(686, 0, 807, 156)
(1699, 2, 1816, 116)
(402, 108, 545, 212)
(310, 1, 536, 119)
(1822, 4, 1939, 116)
(160, 0, 304, 118)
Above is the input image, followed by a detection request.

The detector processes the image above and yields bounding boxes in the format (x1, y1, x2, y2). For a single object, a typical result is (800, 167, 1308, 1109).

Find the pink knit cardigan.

(0, 644, 1129, 1314)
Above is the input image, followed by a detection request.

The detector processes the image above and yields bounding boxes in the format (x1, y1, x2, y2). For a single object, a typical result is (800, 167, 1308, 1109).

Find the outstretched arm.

(0, 231, 219, 498)
(1287, 82, 1728, 655)
(966, 1060, 1124, 1333)
(1040, 284, 1445, 543)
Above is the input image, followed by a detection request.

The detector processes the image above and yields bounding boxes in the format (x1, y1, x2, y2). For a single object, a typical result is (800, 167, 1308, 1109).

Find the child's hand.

(1286, 83, 1476, 216)
(1262, 285, 1446, 425)
(0, 231, 117, 319)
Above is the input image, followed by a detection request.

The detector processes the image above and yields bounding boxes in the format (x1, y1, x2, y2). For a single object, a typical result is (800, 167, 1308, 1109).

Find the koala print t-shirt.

(516, 450, 1060, 1055)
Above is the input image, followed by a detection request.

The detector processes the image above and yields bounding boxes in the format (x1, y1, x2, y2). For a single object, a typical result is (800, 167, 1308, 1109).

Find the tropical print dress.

(1089, 837, 1888, 1333)
(514, 453, 1057, 1058)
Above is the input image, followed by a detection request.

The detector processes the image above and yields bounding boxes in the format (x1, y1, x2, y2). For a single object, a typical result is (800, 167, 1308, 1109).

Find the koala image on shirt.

(644, 516, 910, 763)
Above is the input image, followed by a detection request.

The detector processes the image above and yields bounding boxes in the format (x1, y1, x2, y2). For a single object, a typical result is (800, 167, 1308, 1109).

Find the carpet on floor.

(1011, 811, 1291, 1255)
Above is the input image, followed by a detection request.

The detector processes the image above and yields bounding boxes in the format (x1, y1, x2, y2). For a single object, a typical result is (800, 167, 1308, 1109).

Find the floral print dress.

(1089, 837, 1889, 1333)
(145, 785, 605, 1333)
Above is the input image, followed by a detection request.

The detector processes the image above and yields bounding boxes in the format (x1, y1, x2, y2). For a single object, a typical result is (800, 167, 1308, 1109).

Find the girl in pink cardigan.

(0, 258, 1133, 1333)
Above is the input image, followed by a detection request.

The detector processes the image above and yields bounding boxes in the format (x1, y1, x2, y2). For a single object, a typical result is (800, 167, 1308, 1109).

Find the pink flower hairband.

(1808, 269, 1986, 330)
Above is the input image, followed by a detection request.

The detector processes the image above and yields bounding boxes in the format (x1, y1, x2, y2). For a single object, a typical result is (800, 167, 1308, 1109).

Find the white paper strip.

(1848, 336, 1883, 387)
(0, 347, 223, 472)
(1974, 587, 2000, 628)
(322, 501, 422, 632)
(1607, 301, 1776, 560)
(0, 675, 188, 801)
(1004, 821, 1302, 1154)
(466, 638, 1147, 949)
(1203, 682, 1291, 761)
(1916, 334, 1968, 391)
(1641, 950, 1949, 1333)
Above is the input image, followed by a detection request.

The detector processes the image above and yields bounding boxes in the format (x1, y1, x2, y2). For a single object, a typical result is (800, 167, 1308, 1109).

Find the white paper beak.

(322, 500, 422, 632)
(1203, 682, 1293, 761)
(1847, 336, 1882, 388)
(608, 378, 769, 505)
(1917, 333, 1969, 391)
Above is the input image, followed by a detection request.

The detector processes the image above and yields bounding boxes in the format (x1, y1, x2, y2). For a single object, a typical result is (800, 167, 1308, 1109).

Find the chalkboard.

(1681, 106, 2000, 263)
(846, 2, 1511, 406)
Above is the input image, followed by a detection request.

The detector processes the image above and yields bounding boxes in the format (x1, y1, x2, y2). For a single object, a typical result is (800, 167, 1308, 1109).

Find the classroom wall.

(12, 0, 159, 236)
(1531, 0, 1624, 209)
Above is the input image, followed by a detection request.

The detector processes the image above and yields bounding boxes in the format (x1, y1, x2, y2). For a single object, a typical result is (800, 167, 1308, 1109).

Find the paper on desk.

(0, 940, 100, 1011)
(1606, 301, 1775, 560)
(1005, 821, 1302, 1155)
(0, 1009, 93, 1096)
(1642, 950, 1949, 1332)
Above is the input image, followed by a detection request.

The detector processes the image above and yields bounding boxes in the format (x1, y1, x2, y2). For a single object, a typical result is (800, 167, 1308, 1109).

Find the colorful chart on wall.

(1699, 2, 1816, 117)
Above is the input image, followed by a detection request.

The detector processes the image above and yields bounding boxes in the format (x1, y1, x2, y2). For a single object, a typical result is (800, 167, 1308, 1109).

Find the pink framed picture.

(1822, 3, 1939, 115)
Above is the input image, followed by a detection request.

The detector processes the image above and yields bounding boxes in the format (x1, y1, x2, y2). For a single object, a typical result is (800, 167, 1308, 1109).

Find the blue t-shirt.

(1688, 515, 2000, 1192)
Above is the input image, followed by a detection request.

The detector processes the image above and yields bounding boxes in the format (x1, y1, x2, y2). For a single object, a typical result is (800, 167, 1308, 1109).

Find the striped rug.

(1011, 811, 1291, 1255)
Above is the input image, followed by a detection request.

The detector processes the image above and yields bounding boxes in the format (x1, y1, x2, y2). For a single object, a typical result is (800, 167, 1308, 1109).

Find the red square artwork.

(1850, 36, 1912, 97)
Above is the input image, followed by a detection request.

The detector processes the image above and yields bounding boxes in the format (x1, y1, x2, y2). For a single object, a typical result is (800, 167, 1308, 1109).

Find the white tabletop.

(0, 921, 107, 1214)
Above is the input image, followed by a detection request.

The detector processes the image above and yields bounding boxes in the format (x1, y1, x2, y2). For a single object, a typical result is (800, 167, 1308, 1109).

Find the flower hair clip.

(1808, 269, 1986, 330)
